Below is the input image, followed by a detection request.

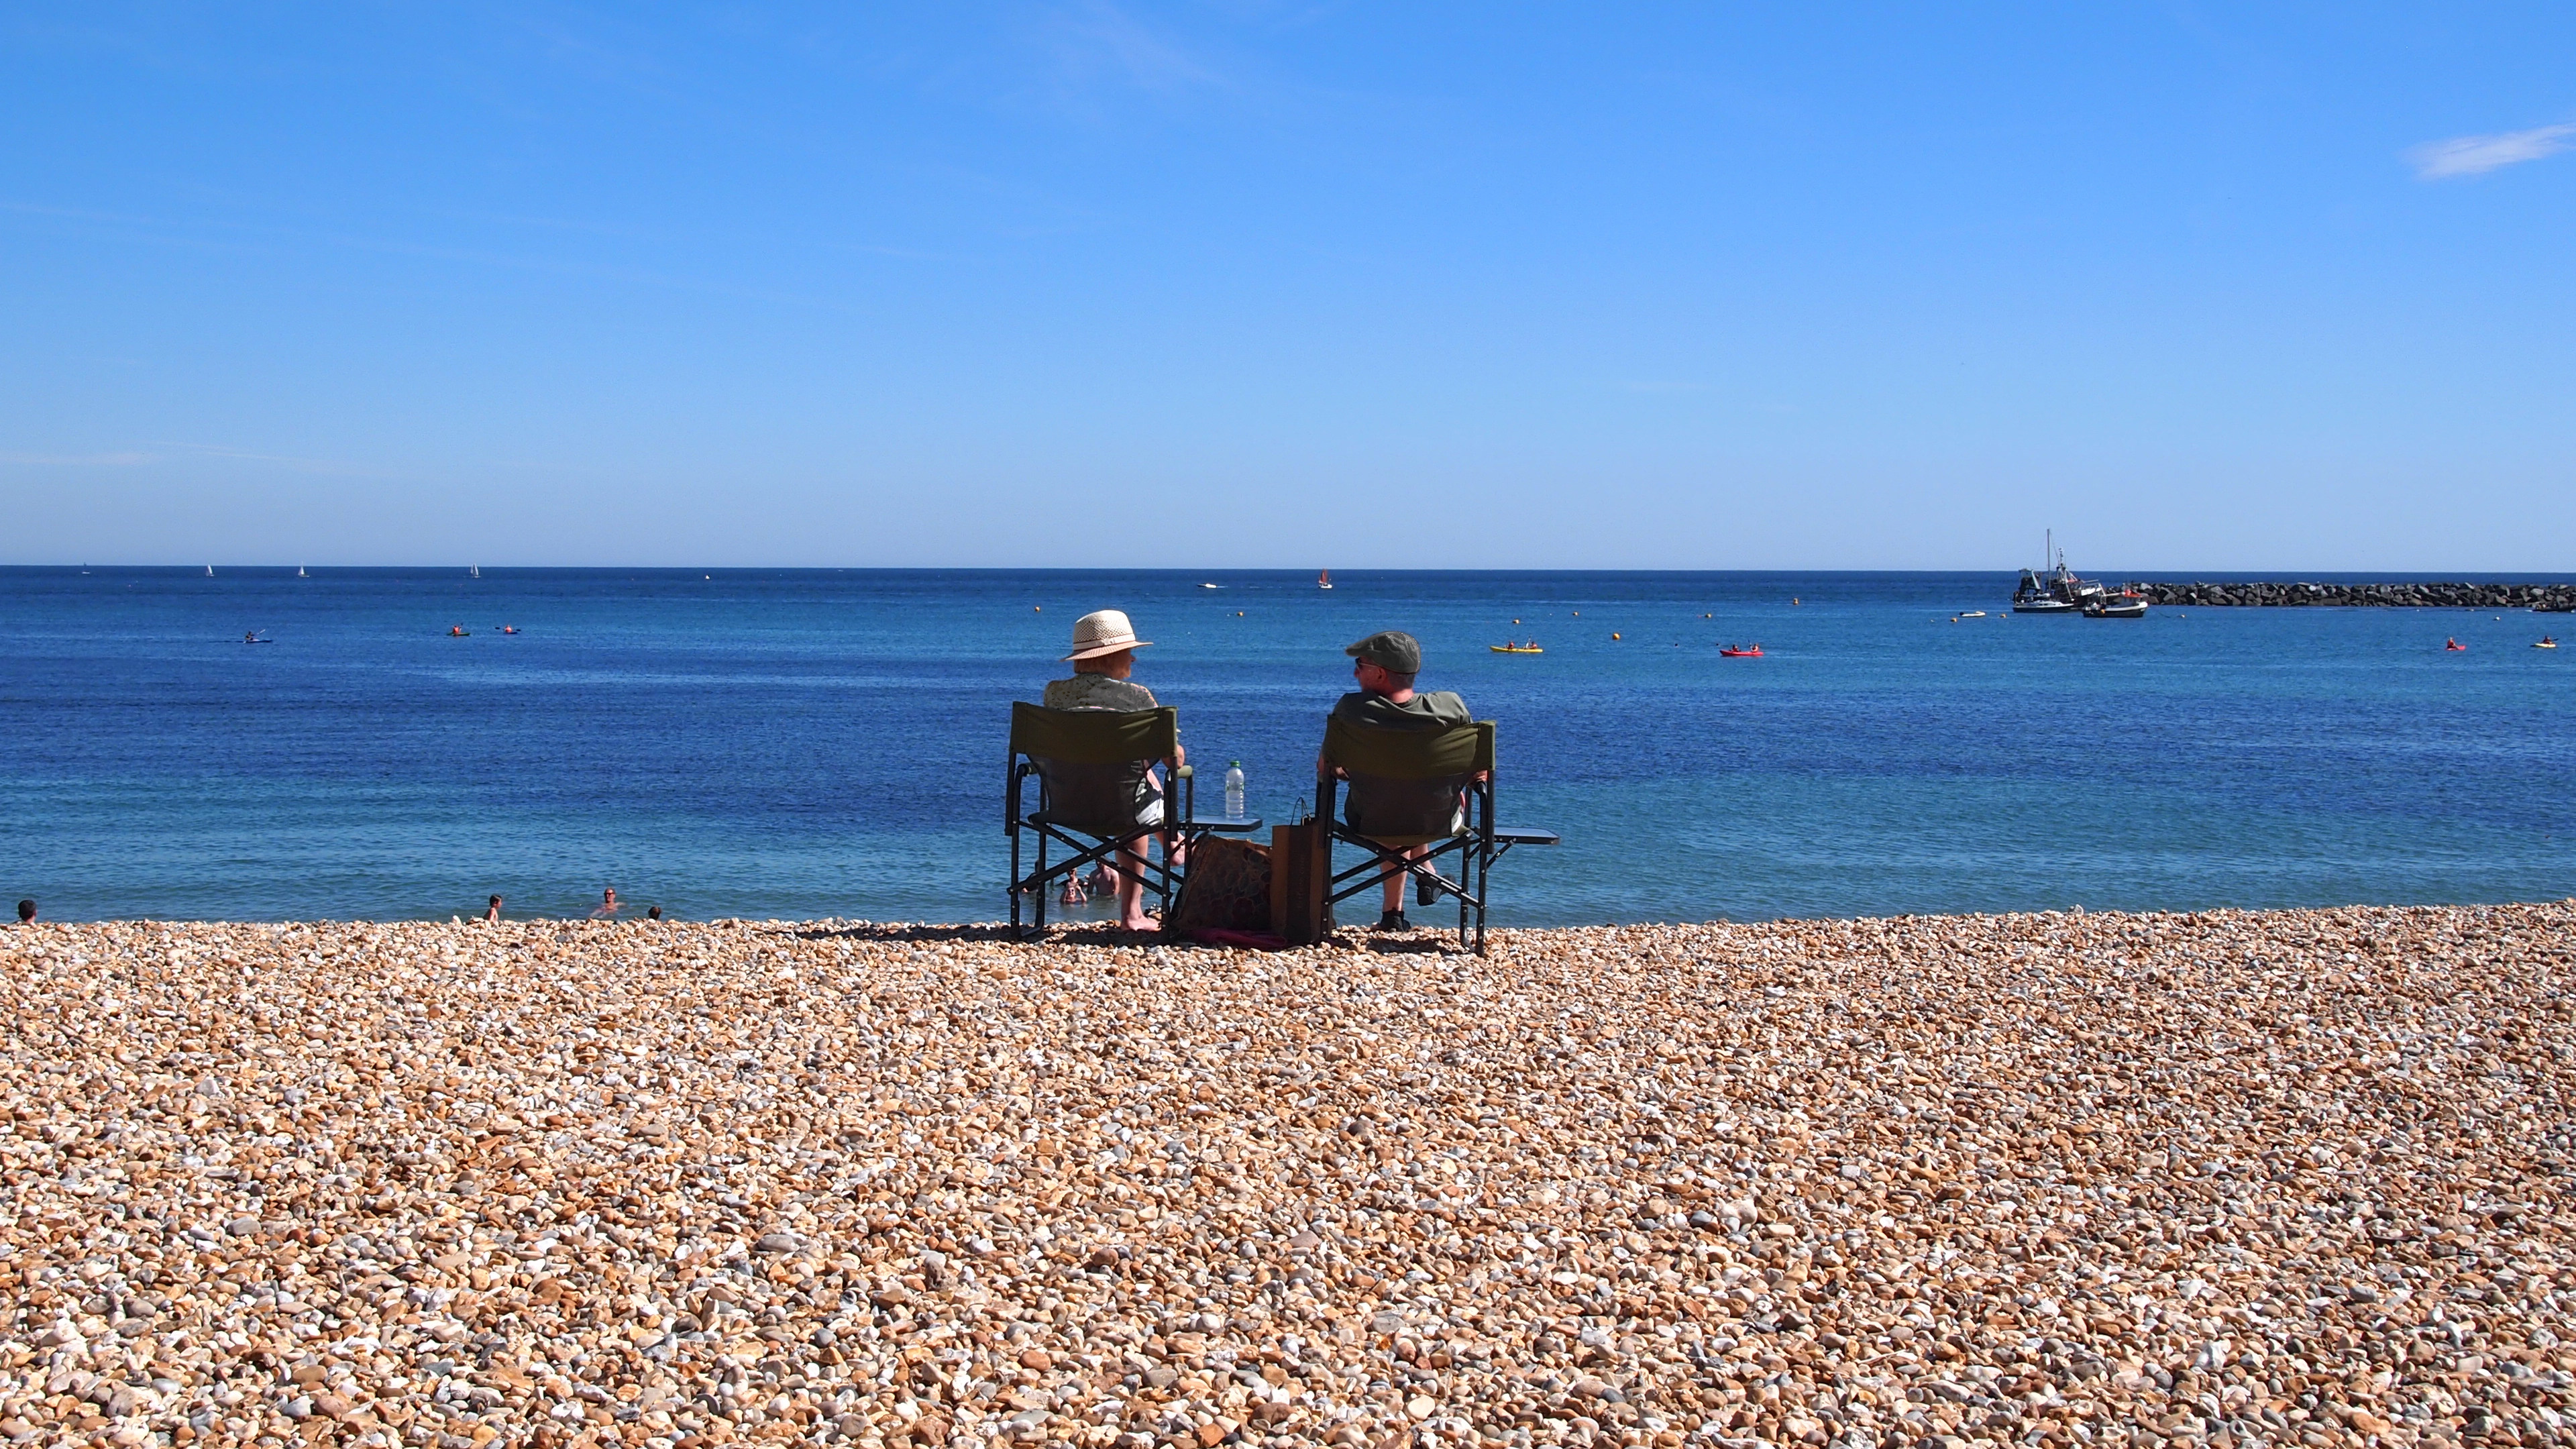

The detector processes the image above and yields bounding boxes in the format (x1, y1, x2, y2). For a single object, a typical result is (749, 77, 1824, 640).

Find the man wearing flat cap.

(1326, 630, 1474, 930)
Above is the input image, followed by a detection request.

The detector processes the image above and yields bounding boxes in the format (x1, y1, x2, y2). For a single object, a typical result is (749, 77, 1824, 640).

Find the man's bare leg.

(1382, 843, 1430, 915)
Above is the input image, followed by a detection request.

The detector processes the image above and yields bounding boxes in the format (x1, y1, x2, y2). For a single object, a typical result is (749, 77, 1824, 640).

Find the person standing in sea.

(1042, 610, 1183, 932)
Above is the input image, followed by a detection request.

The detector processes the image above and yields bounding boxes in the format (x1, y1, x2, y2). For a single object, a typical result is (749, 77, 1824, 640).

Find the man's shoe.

(1415, 872, 1439, 908)
(1374, 910, 1410, 932)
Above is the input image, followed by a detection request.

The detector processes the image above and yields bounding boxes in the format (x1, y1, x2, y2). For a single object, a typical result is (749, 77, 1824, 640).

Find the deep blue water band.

(3, 567, 2571, 924)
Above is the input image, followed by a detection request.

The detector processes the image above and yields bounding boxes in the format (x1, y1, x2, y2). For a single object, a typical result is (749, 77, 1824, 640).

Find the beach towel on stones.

(1168, 836, 1271, 932)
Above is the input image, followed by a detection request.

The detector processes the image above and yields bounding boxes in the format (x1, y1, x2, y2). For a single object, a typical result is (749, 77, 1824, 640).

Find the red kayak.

(2445, 638, 2467, 651)
(1720, 645, 1764, 657)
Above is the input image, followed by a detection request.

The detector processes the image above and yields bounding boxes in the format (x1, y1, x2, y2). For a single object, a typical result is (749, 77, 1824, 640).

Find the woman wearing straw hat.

(1044, 609, 1185, 930)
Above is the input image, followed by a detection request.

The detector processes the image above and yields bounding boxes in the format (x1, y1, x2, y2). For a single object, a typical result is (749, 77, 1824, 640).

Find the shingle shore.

(3, 906, 2571, 1449)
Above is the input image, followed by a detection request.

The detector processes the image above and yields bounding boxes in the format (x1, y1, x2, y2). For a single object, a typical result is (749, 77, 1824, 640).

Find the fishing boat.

(2534, 637, 2557, 650)
(2084, 594, 2148, 619)
(1720, 645, 1764, 657)
(2011, 531, 2105, 614)
(1490, 642, 1543, 654)
(1318, 569, 1333, 590)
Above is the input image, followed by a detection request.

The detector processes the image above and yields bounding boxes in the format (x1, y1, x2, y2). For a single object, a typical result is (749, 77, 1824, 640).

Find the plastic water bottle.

(1224, 761, 1246, 819)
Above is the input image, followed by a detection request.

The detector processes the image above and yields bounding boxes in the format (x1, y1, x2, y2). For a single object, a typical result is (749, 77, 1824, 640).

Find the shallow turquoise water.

(3, 568, 2570, 924)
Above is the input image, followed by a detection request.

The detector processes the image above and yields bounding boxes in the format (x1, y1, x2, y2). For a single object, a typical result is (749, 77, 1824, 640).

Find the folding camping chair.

(1007, 703, 1263, 936)
(1313, 714, 1557, 954)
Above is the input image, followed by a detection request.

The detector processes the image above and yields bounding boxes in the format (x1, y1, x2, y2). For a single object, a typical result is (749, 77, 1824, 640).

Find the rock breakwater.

(2127, 580, 2576, 609)
(4, 906, 2573, 1446)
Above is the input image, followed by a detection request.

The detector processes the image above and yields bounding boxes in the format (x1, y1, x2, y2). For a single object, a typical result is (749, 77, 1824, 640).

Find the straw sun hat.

(1063, 608, 1154, 661)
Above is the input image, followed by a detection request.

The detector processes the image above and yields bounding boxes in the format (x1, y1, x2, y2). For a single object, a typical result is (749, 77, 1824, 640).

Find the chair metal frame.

(1313, 715, 1556, 955)
(1007, 702, 1262, 937)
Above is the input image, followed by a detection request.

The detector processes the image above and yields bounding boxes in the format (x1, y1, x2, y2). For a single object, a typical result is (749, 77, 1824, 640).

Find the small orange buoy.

(1611, 632, 1621, 640)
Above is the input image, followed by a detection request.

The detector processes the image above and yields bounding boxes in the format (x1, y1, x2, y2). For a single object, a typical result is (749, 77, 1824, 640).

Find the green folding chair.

(1007, 703, 1263, 936)
(1314, 714, 1558, 953)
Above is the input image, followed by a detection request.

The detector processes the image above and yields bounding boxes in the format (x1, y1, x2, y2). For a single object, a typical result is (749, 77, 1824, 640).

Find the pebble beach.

(3, 904, 2571, 1449)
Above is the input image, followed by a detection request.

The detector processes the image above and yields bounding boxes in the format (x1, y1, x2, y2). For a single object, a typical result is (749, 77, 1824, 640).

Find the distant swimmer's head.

(1066, 609, 1151, 676)
(647, 906, 662, 920)
(15, 900, 32, 924)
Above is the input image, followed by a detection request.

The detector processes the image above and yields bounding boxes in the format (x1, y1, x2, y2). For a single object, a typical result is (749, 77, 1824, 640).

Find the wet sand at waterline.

(3, 905, 2570, 1446)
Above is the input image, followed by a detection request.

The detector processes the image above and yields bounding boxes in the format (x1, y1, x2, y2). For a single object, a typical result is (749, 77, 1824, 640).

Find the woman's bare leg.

(1116, 839, 1155, 930)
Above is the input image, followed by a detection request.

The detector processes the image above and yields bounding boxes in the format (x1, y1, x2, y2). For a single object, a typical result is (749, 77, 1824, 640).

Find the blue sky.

(3, 3, 2571, 570)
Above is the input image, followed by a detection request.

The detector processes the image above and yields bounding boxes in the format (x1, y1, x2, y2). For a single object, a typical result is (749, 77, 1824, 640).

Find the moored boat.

(2012, 530, 2106, 614)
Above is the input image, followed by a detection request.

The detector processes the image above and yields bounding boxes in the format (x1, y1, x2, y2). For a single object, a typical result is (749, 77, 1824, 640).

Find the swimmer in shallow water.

(590, 887, 623, 919)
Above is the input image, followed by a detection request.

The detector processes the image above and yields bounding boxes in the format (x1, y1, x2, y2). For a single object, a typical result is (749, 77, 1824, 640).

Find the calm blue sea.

(3, 568, 2571, 925)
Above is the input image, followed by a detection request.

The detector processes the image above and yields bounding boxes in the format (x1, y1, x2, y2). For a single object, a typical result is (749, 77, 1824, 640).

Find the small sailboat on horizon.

(1318, 568, 1332, 590)
(205, 564, 215, 577)
(297, 564, 308, 579)
(470, 564, 481, 579)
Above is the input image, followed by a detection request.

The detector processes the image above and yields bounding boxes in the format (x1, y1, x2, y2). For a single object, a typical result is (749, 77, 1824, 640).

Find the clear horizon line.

(8, 563, 2576, 579)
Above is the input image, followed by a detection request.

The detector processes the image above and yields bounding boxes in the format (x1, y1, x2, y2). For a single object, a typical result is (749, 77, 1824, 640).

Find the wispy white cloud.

(2406, 123, 2576, 180)
(0, 450, 156, 466)
(1038, 0, 1223, 94)
(0, 443, 407, 478)
(144, 443, 407, 480)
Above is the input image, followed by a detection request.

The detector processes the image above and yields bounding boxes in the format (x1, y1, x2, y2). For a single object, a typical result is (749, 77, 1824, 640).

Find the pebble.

(2, 903, 2572, 1446)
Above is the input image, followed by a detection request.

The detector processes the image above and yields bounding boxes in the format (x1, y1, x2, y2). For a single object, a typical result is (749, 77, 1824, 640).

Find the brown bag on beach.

(1269, 820, 1334, 945)
(1167, 837, 1271, 932)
